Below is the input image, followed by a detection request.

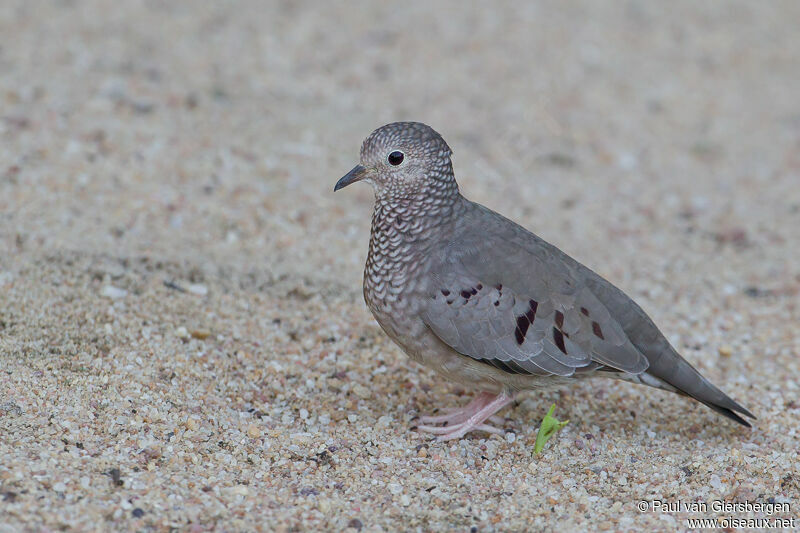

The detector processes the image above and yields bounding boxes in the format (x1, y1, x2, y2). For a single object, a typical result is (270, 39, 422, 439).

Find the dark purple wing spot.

(470, 287, 478, 295)
(494, 301, 500, 306)
(460, 290, 472, 300)
(476, 283, 483, 290)
(580, 307, 590, 316)
(555, 311, 564, 329)
(553, 328, 567, 354)
(446, 300, 453, 305)
(515, 314, 531, 345)
(441, 289, 450, 296)
(592, 321, 605, 340)
(495, 284, 503, 291)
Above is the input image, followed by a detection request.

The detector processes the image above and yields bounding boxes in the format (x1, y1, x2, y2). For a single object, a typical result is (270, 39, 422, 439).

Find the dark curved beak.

(334, 165, 367, 191)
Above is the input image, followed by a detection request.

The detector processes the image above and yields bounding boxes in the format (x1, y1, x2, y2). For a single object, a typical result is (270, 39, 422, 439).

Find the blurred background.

(3, 1, 798, 286)
(1, 1, 798, 530)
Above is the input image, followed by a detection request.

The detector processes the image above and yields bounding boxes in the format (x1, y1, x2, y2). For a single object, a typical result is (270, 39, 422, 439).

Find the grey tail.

(632, 348, 755, 427)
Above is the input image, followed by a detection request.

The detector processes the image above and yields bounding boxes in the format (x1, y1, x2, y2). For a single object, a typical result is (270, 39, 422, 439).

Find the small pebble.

(352, 384, 371, 400)
(101, 285, 127, 299)
(290, 433, 312, 444)
(191, 329, 211, 340)
(187, 284, 208, 296)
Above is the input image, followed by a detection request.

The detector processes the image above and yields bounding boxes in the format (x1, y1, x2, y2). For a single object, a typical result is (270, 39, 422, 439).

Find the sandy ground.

(1, 1, 799, 531)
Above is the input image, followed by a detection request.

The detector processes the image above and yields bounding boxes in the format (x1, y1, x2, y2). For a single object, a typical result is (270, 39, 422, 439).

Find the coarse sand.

(1, 1, 799, 531)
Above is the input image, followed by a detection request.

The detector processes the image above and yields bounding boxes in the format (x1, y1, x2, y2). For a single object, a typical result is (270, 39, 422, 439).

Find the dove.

(335, 121, 754, 441)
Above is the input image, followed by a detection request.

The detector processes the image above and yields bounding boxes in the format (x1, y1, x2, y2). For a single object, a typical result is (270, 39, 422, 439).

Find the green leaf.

(533, 404, 569, 455)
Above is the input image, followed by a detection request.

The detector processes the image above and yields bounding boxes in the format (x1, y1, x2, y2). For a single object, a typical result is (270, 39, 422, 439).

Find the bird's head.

(335, 122, 456, 200)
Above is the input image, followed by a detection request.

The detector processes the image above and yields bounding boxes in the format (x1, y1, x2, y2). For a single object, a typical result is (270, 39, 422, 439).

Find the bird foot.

(415, 391, 513, 441)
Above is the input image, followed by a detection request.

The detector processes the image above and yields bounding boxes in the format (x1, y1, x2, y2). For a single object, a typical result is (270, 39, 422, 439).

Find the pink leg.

(416, 392, 514, 441)
(418, 392, 496, 424)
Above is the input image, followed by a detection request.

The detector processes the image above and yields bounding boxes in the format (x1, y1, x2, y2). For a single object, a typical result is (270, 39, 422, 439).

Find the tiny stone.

(718, 345, 733, 357)
(187, 284, 208, 296)
(352, 384, 371, 400)
(290, 433, 312, 444)
(186, 418, 199, 431)
(176, 326, 189, 339)
(53, 482, 66, 492)
(132, 508, 145, 518)
(247, 424, 261, 438)
(101, 285, 127, 299)
(191, 329, 211, 340)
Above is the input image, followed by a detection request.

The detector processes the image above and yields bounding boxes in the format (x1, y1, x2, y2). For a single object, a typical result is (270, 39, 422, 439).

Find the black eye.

(387, 151, 404, 166)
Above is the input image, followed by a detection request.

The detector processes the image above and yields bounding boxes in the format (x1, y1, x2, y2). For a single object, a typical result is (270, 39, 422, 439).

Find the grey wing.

(421, 204, 649, 378)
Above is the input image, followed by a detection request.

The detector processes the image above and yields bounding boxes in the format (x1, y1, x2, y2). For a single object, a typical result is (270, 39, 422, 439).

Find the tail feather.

(639, 348, 755, 427)
(597, 354, 755, 427)
(581, 266, 755, 426)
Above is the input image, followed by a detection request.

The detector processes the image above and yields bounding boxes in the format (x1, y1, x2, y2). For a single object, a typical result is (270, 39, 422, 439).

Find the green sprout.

(533, 404, 570, 455)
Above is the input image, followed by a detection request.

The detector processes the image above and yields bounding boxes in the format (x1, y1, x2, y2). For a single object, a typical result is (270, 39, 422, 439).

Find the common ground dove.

(335, 122, 754, 441)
